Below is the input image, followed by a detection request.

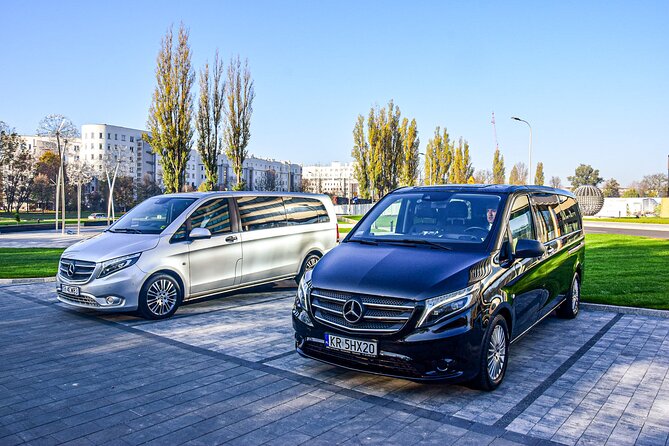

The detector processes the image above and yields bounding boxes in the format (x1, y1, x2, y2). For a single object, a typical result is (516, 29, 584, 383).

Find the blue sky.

(1, 0, 667, 186)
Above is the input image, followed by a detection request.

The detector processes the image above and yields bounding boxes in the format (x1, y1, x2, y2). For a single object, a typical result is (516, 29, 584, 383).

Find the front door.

(185, 198, 242, 297)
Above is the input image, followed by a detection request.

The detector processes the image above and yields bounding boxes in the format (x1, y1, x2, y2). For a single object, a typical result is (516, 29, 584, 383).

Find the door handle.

(546, 245, 555, 255)
(225, 235, 238, 243)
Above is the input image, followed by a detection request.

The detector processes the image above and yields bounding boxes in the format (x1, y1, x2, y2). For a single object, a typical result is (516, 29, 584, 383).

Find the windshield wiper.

(108, 228, 143, 234)
(380, 239, 452, 251)
(346, 238, 378, 246)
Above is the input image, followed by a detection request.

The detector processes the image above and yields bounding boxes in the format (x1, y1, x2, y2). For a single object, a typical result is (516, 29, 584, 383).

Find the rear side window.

(532, 194, 559, 242)
(283, 197, 330, 225)
(237, 196, 287, 231)
(557, 196, 582, 234)
(508, 195, 535, 243)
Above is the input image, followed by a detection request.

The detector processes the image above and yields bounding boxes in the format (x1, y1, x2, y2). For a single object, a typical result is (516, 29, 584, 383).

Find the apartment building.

(80, 124, 157, 185)
(20, 135, 81, 162)
(302, 161, 358, 198)
(186, 152, 302, 192)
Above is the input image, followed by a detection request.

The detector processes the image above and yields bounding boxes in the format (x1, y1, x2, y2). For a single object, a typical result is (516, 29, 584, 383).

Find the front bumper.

(292, 307, 484, 382)
(56, 264, 146, 311)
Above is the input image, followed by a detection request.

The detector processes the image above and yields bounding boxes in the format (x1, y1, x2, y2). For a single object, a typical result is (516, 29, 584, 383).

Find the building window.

(130, 136, 134, 142)
(91, 154, 95, 160)
(121, 135, 126, 141)
(90, 143, 94, 149)
(108, 133, 111, 139)
(115, 134, 118, 140)
(107, 144, 110, 150)
(91, 132, 94, 139)
(99, 133, 103, 139)
(99, 154, 102, 160)
(99, 143, 102, 150)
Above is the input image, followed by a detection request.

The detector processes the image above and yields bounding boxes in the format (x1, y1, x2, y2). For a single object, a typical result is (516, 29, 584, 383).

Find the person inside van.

(486, 207, 497, 230)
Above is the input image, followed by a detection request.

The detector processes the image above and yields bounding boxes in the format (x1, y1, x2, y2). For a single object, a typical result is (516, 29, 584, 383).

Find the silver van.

(56, 192, 338, 319)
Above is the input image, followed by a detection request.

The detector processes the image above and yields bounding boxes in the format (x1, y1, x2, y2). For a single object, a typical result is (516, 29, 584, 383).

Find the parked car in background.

(88, 213, 107, 220)
(57, 192, 338, 319)
(293, 185, 584, 390)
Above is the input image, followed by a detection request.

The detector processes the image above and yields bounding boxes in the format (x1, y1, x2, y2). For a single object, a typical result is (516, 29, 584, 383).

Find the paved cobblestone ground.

(1, 282, 667, 445)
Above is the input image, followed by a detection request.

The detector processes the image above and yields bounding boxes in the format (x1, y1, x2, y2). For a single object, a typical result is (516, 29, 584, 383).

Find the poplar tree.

(534, 162, 545, 186)
(492, 148, 505, 184)
(424, 127, 451, 185)
(146, 24, 194, 193)
(223, 56, 255, 190)
(196, 51, 225, 191)
(509, 162, 528, 185)
(351, 115, 370, 199)
(449, 140, 466, 183)
(399, 118, 419, 186)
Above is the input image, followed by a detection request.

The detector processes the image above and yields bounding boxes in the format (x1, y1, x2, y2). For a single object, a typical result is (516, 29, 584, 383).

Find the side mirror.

(189, 227, 211, 240)
(514, 239, 545, 259)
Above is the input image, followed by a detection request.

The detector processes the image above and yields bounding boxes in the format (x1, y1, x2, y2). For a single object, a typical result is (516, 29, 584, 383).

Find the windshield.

(348, 191, 504, 250)
(109, 197, 196, 234)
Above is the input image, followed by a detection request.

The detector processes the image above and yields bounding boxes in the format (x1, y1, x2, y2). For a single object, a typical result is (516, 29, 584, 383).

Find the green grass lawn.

(584, 217, 669, 224)
(0, 248, 65, 279)
(582, 234, 669, 310)
(0, 211, 96, 226)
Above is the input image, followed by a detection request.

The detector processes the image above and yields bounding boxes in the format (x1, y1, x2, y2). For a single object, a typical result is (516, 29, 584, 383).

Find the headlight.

(98, 253, 141, 279)
(293, 272, 313, 326)
(417, 283, 479, 327)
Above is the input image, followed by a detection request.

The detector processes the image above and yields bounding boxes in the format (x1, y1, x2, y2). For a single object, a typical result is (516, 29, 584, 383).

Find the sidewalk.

(0, 227, 104, 248)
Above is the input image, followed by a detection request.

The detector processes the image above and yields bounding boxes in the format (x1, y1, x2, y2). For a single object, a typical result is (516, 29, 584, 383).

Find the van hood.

(312, 242, 487, 301)
(62, 231, 161, 263)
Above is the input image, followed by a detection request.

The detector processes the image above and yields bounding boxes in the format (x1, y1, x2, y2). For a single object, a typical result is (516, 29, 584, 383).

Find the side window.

(532, 194, 559, 242)
(237, 196, 287, 231)
(508, 195, 535, 244)
(557, 196, 581, 234)
(283, 197, 330, 225)
(174, 198, 232, 239)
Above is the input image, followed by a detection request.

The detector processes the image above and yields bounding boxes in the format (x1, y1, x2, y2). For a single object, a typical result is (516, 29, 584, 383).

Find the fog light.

(436, 358, 454, 372)
(105, 296, 122, 305)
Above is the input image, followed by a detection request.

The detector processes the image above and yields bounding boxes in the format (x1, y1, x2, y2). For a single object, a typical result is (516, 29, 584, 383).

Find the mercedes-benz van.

(293, 185, 584, 390)
(57, 192, 338, 319)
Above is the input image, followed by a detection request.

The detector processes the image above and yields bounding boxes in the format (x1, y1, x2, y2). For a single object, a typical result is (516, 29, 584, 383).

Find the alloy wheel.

(487, 324, 506, 382)
(571, 278, 580, 314)
(146, 279, 178, 316)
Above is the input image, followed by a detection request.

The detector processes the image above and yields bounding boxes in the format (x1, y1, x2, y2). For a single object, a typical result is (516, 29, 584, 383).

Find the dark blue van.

(292, 185, 584, 390)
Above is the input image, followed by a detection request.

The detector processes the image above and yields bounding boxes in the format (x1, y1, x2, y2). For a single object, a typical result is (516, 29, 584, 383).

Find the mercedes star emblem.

(67, 262, 76, 277)
(342, 298, 364, 324)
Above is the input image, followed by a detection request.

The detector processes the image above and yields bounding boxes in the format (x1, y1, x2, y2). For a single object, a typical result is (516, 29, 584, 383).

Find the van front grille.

(59, 259, 96, 283)
(310, 289, 416, 334)
(57, 292, 100, 307)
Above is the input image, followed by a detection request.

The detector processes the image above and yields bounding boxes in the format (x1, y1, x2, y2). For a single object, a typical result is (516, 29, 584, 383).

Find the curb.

(582, 302, 669, 319)
(0, 277, 56, 285)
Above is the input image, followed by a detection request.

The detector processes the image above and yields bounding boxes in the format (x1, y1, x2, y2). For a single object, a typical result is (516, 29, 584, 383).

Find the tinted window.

(237, 196, 287, 231)
(283, 197, 330, 225)
(557, 196, 581, 234)
(532, 194, 559, 242)
(173, 199, 232, 240)
(508, 195, 535, 243)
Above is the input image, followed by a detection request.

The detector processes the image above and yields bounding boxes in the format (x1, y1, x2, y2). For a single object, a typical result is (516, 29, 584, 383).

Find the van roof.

(398, 184, 575, 198)
(150, 191, 331, 199)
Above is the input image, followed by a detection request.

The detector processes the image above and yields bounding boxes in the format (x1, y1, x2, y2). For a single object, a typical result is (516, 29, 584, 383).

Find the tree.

(550, 176, 563, 189)
(146, 23, 194, 193)
(534, 162, 545, 186)
(1, 128, 35, 212)
(448, 139, 472, 183)
(602, 178, 620, 197)
(36, 114, 79, 231)
(509, 162, 528, 185)
(31, 174, 51, 211)
(113, 177, 136, 212)
(639, 173, 668, 197)
(66, 160, 94, 234)
(399, 118, 419, 186)
(474, 169, 493, 184)
(567, 164, 603, 189)
(100, 144, 132, 223)
(351, 115, 370, 198)
(257, 169, 278, 191)
(622, 188, 640, 198)
(424, 127, 451, 185)
(196, 51, 225, 191)
(492, 148, 505, 184)
(136, 174, 163, 202)
(223, 56, 255, 191)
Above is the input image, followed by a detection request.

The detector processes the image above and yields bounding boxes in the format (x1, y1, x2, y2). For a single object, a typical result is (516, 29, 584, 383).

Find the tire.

(295, 253, 321, 284)
(557, 273, 580, 319)
(138, 273, 183, 320)
(473, 314, 509, 391)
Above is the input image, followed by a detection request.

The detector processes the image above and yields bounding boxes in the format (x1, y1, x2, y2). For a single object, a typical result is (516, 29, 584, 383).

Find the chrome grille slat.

(57, 292, 100, 307)
(59, 258, 96, 283)
(310, 288, 416, 334)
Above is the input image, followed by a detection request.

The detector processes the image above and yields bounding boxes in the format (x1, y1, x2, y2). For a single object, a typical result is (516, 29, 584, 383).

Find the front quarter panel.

(135, 236, 190, 297)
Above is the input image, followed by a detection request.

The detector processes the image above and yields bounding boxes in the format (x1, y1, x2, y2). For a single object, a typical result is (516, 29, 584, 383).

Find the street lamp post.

(512, 117, 533, 185)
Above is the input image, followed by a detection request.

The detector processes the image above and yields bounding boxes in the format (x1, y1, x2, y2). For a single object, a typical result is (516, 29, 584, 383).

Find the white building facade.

(20, 135, 81, 162)
(302, 161, 358, 198)
(186, 152, 301, 192)
(80, 124, 157, 186)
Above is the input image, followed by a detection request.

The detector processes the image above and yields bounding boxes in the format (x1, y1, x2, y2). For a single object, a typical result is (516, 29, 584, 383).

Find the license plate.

(325, 334, 377, 357)
(60, 285, 80, 296)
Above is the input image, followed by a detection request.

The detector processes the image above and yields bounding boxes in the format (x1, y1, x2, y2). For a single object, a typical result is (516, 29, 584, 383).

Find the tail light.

(336, 223, 340, 243)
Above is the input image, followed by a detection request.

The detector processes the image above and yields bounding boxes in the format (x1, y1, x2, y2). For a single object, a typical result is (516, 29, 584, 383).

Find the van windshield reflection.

(110, 197, 196, 234)
(348, 192, 502, 249)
